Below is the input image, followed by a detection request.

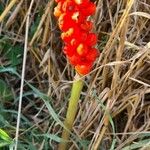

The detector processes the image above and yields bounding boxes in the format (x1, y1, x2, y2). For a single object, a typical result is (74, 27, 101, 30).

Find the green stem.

(58, 73, 84, 150)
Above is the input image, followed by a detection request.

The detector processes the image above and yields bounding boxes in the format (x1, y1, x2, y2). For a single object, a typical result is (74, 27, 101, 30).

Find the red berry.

(86, 33, 97, 46)
(68, 54, 81, 66)
(63, 45, 75, 57)
(80, 21, 93, 31)
(58, 13, 76, 31)
(70, 38, 79, 48)
(55, 0, 65, 3)
(86, 48, 99, 61)
(80, 2, 96, 16)
(79, 32, 88, 42)
(62, 1, 78, 12)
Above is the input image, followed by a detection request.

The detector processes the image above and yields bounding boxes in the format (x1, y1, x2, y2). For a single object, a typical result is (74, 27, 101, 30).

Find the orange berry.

(74, 0, 89, 5)
(54, 2, 63, 18)
(75, 64, 92, 75)
(76, 43, 88, 56)
(54, 7, 62, 18)
(61, 27, 74, 40)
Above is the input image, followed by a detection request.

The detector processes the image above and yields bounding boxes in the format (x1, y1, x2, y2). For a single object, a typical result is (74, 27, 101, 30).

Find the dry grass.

(0, 0, 150, 149)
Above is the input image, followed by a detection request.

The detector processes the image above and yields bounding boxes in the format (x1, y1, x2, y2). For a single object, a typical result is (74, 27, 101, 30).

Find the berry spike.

(54, 0, 99, 75)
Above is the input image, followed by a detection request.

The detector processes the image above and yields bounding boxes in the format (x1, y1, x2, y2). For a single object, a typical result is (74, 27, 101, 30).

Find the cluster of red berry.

(54, 0, 99, 75)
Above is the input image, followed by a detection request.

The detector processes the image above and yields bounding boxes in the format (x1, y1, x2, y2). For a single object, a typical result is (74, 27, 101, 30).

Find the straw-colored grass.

(0, 0, 150, 149)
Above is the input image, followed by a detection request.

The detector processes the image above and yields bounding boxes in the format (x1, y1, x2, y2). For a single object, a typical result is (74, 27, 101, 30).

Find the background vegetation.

(0, 0, 150, 149)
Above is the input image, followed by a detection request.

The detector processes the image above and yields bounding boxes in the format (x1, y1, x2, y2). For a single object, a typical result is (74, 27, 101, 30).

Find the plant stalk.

(58, 73, 84, 150)
(0, 0, 18, 23)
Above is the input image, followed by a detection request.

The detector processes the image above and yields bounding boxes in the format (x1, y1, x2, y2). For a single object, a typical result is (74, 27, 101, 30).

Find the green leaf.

(4, 45, 23, 66)
(29, 15, 41, 38)
(0, 140, 11, 147)
(0, 129, 12, 143)
(0, 79, 13, 101)
(78, 139, 90, 149)
(122, 139, 150, 150)
(0, 38, 23, 67)
(0, 67, 19, 76)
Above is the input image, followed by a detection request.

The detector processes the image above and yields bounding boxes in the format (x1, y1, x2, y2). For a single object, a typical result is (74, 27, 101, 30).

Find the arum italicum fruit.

(54, 0, 99, 149)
